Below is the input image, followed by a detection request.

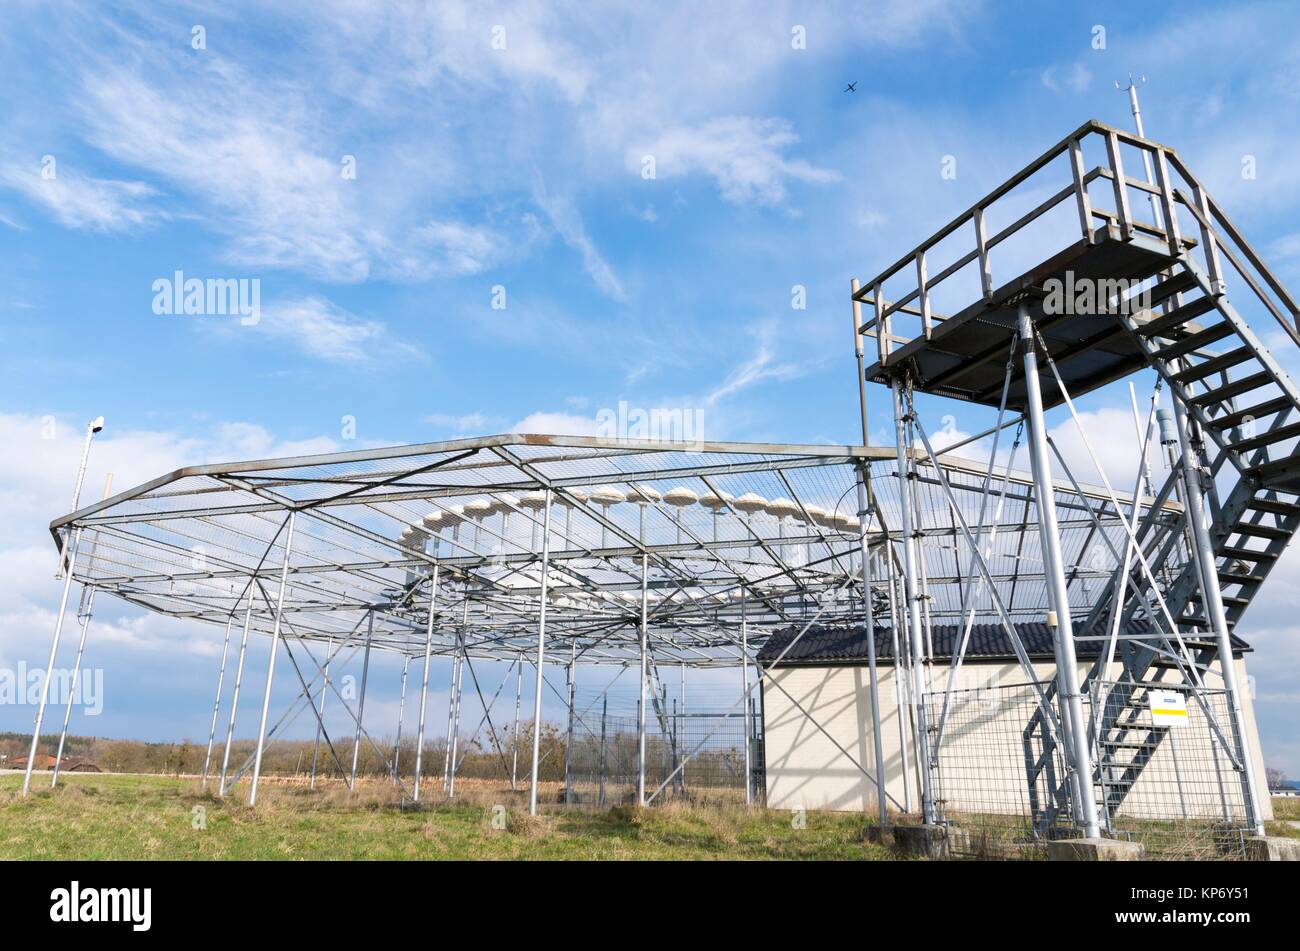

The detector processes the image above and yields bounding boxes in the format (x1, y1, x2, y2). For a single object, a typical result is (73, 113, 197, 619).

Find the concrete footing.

(862, 824, 893, 846)
(892, 823, 948, 859)
(1245, 836, 1300, 861)
(1046, 837, 1144, 861)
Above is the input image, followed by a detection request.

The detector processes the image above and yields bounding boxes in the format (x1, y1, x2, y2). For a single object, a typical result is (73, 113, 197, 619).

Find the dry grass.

(0, 772, 891, 860)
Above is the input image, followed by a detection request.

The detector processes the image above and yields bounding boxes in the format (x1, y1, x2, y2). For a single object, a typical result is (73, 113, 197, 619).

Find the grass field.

(0, 772, 890, 860)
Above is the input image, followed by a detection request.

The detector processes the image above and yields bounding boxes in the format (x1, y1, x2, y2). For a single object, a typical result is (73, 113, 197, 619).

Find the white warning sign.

(1150, 690, 1189, 727)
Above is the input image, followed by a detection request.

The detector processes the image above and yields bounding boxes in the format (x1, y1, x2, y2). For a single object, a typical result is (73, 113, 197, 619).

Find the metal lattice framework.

(48, 434, 1162, 668)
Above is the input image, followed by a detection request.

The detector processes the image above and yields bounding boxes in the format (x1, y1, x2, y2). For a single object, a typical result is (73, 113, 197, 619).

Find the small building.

(757, 621, 1272, 823)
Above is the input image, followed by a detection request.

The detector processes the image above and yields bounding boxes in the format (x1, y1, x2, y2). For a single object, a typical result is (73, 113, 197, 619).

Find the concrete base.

(893, 823, 948, 859)
(1046, 837, 1144, 861)
(862, 824, 893, 846)
(1245, 836, 1300, 861)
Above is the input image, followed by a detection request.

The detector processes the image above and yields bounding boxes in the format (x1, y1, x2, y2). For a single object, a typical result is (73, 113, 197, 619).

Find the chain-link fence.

(926, 679, 1255, 859)
(564, 701, 757, 806)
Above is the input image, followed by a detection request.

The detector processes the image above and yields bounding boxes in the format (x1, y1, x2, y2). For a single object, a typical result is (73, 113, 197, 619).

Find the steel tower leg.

(1018, 306, 1101, 839)
(392, 655, 410, 782)
(219, 597, 257, 795)
(890, 380, 936, 825)
(23, 527, 82, 797)
(412, 566, 440, 801)
(637, 552, 649, 806)
(528, 490, 553, 816)
(740, 590, 752, 806)
(199, 613, 236, 789)
(249, 512, 296, 806)
(856, 468, 888, 825)
(52, 585, 96, 787)
(564, 640, 576, 804)
(1170, 394, 1266, 835)
(310, 636, 333, 789)
(511, 653, 523, 790)
(350, 611, 374, 789)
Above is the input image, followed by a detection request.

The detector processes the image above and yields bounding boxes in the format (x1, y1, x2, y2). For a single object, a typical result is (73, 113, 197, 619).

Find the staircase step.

(1216, 545, 1278, 562)
(1229, 421, 1300, 454)
(1154, 321, 1236, 359)
(1207, 397, 1292, 432)
(1135, 295, 1215, 338)
(1247, 496, 1300, 517)
(1232, 521, 1291, 541)
(1188, 371, 1274, 407)
(1146, 271, 1200, 309)
(1218, 569, 1265, 586)
(1172, 348, 1254, 385)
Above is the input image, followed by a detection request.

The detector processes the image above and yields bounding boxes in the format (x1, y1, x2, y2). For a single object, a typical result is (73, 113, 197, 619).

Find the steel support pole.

(856, 470, 889, 825)
(51, 585, 96, 788)
(528, 489, 553, 816)
(636, 552, 649, 806)
(1170, 395, 1265, 835)
(890, 380, 936, 824)
(412, 566, 440, 801)
(23, 527, 82, 797)
(740, 590, 752, 805)
(598, 694, 608, 807)
(249, 511, 296, 807)
(310, 636, 333, 789)
(510, 653, 523, 790)
(1018, 306, 1101, 838)
(219, 596, 257, 795)
(442, 649, 459, 789)
(392, 655, 410, 781)
(563, 640, 576, 804)
(349, 610, 374, 789)
(199, 613, 236, 789)
(448, 611, 466, 797)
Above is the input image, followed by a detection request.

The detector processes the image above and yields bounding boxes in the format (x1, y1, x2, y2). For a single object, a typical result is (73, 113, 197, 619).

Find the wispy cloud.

(533, 176, 626, 301)
(0, 162, 164, 232)
(633, 117, 838, 206)
(705, 325, 806, 406)
(255, 297, 421, 365)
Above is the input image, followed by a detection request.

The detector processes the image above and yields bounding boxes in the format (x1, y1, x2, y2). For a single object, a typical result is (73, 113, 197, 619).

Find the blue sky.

(1, 1, 1298, 777)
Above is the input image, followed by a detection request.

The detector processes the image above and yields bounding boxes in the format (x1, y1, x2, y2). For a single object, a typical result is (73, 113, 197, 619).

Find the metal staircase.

(851, 119, 1300, 835)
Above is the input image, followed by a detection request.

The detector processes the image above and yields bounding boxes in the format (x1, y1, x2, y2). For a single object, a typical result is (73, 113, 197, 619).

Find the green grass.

(0, 773, 890, 860)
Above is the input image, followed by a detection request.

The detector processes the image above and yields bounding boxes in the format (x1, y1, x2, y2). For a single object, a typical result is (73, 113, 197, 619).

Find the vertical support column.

(510, 653, 523, 790)
(447, 604, 467, 797)
(856, 466, 888, 825)
(310, 636, 333, 789)
(636, 551, 649, 806)
(598, 694, 608, 807)
(442, 648, 459, 790)
(564, 640, 576, 804)
(392, 655, 410, 781)
(219, 596, 257, 795)
(52, 585, 97, 787)
(23, 527, 82, 797)
(528, 489, 553, 816)
(349, 611, 374, 789)
(200, 613, 237, 788)
(740, 590, 752, 806)
(890, 379, 936, 824)
(249, 512, 297, 806)
(1018, 305, 1101, 839)
(412, 566, 440, 801)
(1170, 396, 1265, 835)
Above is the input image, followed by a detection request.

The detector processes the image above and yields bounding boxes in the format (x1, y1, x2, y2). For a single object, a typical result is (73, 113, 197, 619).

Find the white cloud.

(510, 411, 602, 436)
(705, 325, 806, 406)
(253, 297, 421, 365)
(0, 162, 164, 232)
(532, 178, 626, 300)
(1040, 62, 1092, 94)
(633, 116, 838, 206)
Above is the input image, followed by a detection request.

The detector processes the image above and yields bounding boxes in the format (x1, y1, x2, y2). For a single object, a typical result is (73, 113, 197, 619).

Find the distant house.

(4, 753, 101, 772)
(1270, 784, 1299, 798)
